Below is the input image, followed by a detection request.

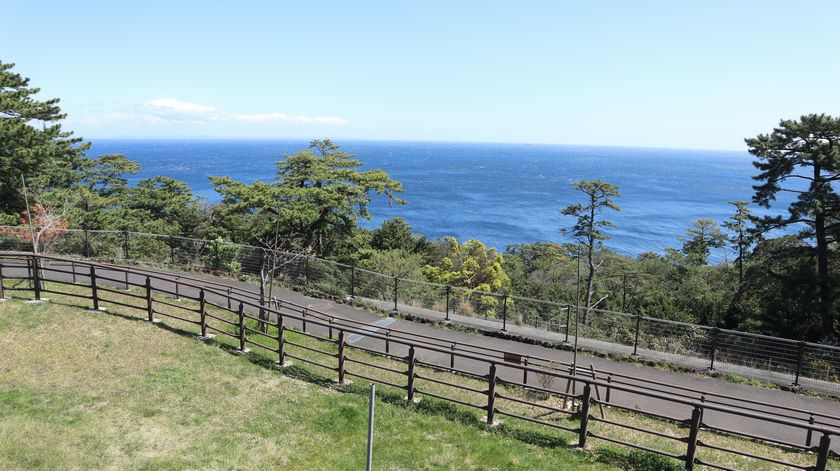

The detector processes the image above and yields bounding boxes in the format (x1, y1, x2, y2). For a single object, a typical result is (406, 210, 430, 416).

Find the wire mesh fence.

(1, 225, 838, 395)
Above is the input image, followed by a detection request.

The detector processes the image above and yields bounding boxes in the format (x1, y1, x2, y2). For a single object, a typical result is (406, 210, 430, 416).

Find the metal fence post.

(709, 327, 719, 370)
(350, 266, 356, 300)
(564, 306, 571, 343)
(632, 314, 642, 356)
(304, 256, 310, 285)
(450, 343, 456, 369)
(392, 276, 398, 312)
(445, 285, 451, 321)
(385, 330, 391, 354)
(71, 261, 77, 284)
(169, 236, 175, 264)
(793, 341, 805, 387)
(145, 276, 154, 322)
(84, 229, 91, 257)
(806, 414, 815, 447)
(685, 405, 702, 470)
(328, 318, 334, 340)
(815, 433, 831, 471)
(501, 295, 508, 332)
(31, 256, 42, 300)
(338, 331, 346, 384)
(407, 346, 416, 402)
(90, 265, 100, 310)
(122, 230, 129, 260)
(198, 289, 207, 337)
(486, 363, 497, 426)
(578, 383, 593, 448)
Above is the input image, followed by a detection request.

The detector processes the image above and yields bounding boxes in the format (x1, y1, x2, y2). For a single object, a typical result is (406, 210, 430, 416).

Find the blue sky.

(5, 1, 839, 149)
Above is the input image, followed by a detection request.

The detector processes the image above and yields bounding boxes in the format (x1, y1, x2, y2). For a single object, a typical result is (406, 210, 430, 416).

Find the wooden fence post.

(685, 405, 702, 470)
(236, 302, 248, 353)
(89, 264, 101, 311)
(32, 256, 42, 301)
(338, 331, 346, 384)
(276, 316, 288, 367)
(815, 433, 831, 471)
(198, 289, 207, 337)
(578, 384, 593, 448)
(486, 363, 497, 426)
(407, 346, 416, 402)
(145, 276, 154, 322)
(0, 261, 6, 301)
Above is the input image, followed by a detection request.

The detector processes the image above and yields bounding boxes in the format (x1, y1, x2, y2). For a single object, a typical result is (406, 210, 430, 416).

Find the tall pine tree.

(0, 60, 89, 217)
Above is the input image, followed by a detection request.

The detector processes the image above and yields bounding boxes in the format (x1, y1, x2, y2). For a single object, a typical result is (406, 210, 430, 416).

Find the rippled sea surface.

(90, 139, 790, 257)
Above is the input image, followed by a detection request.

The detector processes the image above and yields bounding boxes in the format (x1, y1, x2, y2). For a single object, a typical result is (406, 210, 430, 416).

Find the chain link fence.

(1, 226, 838, 395)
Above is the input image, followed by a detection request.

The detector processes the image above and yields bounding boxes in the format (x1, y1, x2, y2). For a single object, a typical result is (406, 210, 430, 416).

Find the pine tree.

(0, 60, 89, 216)
(561, 179, 620, 322)
(746, 114, 840, 341)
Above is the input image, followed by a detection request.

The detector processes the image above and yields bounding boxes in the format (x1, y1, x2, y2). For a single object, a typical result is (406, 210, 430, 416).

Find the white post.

(366, 383, 376, 471)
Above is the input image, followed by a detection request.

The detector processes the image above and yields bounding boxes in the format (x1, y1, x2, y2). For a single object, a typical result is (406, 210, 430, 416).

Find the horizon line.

(85, 136, 747, 154)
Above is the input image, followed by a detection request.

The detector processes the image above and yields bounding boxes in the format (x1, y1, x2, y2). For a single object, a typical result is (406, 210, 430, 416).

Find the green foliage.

(0, 60, 89, 214)
(424, 237, 510, 316)
(70, 154, 140, 230)
(722, 201, 755, 284)
(680, 218, 726, 265)
(371, 217, 415, 252)
(747, 114, 840, 341)
(210, 139, 404, 255)
(562, 179, 620, 318)
(362, 249, 425, 279)
(206, 237, 241, 273)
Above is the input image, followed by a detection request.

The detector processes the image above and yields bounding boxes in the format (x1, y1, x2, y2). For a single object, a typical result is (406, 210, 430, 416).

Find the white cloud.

(146, 98, 217, 115)
(137, 98, 347, 125)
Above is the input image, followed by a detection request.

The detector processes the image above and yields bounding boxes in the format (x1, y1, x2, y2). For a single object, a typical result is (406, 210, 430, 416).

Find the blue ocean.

(89, 139, 791, 258)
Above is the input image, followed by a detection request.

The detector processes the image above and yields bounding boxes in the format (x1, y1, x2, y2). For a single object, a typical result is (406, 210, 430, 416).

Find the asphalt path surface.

(2, 256, 839, 454)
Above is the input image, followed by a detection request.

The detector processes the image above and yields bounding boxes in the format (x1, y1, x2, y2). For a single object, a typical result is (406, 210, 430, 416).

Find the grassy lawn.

(0, 287, 618, 470)
(2, 277, 834, 470)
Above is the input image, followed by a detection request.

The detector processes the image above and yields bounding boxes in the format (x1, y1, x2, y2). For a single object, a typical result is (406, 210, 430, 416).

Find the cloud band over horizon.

(74, 98, 349, 128)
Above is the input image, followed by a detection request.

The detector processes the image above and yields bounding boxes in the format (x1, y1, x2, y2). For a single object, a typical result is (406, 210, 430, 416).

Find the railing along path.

(1, 252, 839, 470)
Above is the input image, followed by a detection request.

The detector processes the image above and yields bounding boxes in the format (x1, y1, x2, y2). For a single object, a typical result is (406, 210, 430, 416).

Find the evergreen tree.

(746, 114, 840, 341)
(211, 139, 404, 255)
(561, 179, 620, 322)
(722, 201, 755, 285)
(680, 218, 726, 265)
(0, 60, 89, 216)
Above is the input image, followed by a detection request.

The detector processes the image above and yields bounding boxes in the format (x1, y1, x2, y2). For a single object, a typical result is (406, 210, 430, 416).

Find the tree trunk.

(584, 246, 595, 324)
(584, 203, 596, 324)
(814, 163, 834, 342)
(258, 257, 268, 333)
(815, 211, 834, 341)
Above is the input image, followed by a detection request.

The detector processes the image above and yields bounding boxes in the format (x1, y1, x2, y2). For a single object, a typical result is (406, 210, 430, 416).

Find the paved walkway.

(3, 256, 839, 453)
(362, 298, 837, 396)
